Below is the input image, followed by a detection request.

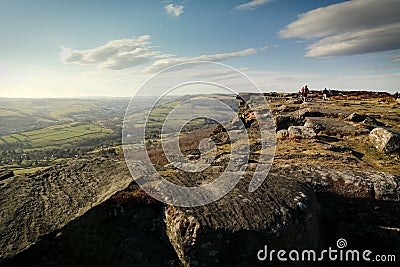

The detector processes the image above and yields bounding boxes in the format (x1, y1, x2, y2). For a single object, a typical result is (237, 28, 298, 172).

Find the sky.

(0, 0, 399, 97)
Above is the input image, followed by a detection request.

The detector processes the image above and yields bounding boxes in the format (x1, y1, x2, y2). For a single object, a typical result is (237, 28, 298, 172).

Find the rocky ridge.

(0, 91, 399, 266)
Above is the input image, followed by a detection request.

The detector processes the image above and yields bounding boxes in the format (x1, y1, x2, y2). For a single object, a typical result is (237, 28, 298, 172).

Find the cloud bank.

(279, 0, 400, 57)
(392, 55, 400, 62)
(144, 48, 257, 73)
(61, 36, 269, 72)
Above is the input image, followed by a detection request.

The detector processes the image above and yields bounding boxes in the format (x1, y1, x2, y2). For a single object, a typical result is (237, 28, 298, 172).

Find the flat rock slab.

(273, 164, 400, 202)
(0, 157, 133, 261)
(304, 117, 368, 136)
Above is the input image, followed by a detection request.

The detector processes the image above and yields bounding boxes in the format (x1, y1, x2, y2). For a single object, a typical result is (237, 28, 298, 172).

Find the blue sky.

(0, 0, 399, 97)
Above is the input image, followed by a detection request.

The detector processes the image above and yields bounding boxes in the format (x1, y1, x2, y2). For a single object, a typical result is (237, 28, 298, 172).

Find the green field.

(0, 123, 113, 150)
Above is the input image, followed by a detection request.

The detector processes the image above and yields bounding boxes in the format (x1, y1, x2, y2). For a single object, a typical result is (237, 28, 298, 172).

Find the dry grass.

(146, 125, 217, 167)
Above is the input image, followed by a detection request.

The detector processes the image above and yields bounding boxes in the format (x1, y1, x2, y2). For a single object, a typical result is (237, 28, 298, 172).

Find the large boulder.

(369, 127, 400, 153)
(164, 163, 400, 266)
(164, 169, 322, 266)
(288, 126, 316, 139)
(0, 157, 134, 261)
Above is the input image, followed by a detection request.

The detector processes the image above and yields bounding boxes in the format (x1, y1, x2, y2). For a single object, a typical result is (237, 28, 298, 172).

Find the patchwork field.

(0, 122, 113, 149)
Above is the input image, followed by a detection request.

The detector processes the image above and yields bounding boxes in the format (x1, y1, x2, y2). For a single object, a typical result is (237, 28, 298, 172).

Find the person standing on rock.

(301, 85, 309, 102)
(322, 88, 329, 101)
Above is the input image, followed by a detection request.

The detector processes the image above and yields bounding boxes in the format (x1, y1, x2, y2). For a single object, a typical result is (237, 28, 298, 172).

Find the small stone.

(288, 126, 316, 139)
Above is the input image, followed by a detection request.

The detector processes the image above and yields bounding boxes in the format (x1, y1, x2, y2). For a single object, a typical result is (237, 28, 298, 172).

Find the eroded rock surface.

(0, 157, 133, 261)
(163, 163, 400, 266)
(273, 164, 400, 202)
(164, 169, 322, 266)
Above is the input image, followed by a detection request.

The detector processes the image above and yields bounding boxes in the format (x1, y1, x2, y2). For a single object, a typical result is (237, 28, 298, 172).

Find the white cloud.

(235, 0, 272, 10)
(306, 23, 400, 57)
(61, 35, 269, 72)
(60, 35, 165, 70)
(164, 4, 184, 17)
(144, 48, 257, 73)
(279, 0, 400, 57)
(259, 44, 277, 51)
(392, 55, 400, 62)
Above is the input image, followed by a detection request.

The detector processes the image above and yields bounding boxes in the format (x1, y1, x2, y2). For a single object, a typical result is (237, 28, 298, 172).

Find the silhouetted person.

(322, 88, 328, 100)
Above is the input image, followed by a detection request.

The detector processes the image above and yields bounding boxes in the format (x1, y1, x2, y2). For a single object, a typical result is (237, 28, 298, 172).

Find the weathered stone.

(2, 186, 179, 267)
(164, 170, 322, 267)
(369, 127, 400, 153)
(164, 163, 400, 266)
(288, 126, 316, 139)
(0, 157, 134, 261)
(274, 164, 400, 202)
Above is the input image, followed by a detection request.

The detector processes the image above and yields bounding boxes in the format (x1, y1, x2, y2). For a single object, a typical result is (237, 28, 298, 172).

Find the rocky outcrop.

(3, 184, 179, 267)
(164, 169, 322, 266)
(369, 127, 400, 153)
(2, 91, 399, 266)
(273, 164, 399, 202)
(164, 163, 400, 266)
(0, 157, 133, 261)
